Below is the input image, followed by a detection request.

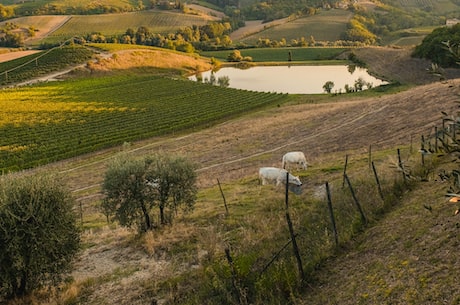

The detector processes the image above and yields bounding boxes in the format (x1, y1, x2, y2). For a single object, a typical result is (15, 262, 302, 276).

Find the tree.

(323, 81, 335, 94)
(228, 50, 243, 62)
(0, 174, 80, 299)
(146, 154, 197, 224)
(102, 155, 154, 231)
(413, 24, 460, 67)
(102, 153, 197, 231)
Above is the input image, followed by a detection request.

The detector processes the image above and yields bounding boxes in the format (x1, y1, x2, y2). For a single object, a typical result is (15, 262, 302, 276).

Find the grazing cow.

(281, 151, 308, 170)
(259, 167, 302, 186)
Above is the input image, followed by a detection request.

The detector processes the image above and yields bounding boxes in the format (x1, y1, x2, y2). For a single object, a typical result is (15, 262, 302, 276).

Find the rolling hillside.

(1, 45, 458, 304)
(236, 9, 353, 44)
(0, 9, 219, 47)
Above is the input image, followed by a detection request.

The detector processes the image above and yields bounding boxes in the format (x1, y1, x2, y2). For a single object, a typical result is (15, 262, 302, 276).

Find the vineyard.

(0, 44, 94, 85)
(0, 74, 289, 172)
(41, 10, 215, 44)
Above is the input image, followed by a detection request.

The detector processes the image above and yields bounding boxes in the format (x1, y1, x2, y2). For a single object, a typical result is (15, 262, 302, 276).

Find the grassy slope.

(236, 9, 352, 44)
(36, 76, 458, 305)
(48, 10, 213, 40)
(302, 154, 460, 304)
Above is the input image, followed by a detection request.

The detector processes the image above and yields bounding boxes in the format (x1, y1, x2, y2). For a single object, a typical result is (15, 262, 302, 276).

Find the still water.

(189, 65, 388, 94)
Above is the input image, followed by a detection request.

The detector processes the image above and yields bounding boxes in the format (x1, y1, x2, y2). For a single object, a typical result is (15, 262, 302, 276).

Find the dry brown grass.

(6, 46, 460, 304)
(87, 49, 213, 75)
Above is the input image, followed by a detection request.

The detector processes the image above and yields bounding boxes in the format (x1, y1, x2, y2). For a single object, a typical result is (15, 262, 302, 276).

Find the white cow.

(259, 167, 302, 186)
(281, 151, 308, 170)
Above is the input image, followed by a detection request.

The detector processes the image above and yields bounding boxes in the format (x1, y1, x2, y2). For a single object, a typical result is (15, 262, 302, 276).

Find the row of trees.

(76, 22, 234, 53)
(0, 152, 197, 301)
(322, 76, 374, 94)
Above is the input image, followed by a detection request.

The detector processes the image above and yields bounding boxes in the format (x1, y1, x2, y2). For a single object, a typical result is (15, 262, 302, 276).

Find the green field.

(40, 10, 213, 43)
(200, 47, 349, 62)
(238, 10, 353, 44)
(0, 75, 289, 172)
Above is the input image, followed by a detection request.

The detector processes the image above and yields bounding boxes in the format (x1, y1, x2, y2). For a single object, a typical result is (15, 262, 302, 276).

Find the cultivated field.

(0, 9, 217, 47)
(236, 9, 353, 44)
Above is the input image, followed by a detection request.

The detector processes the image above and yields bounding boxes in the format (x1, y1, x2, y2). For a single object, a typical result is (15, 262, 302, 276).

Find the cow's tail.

(281, 157, 286, 169)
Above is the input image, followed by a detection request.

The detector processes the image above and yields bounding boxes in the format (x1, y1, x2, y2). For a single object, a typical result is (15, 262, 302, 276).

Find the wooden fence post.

(325, 182, 338, 246)
(342, 154, 348, 188)
(344, 173, 367, 225)
(435, 126, 439, 153)
(368, 145, 372, 170)
(285, 173, 305, 283)
(217, 178, 229, 215)
(225, 248, 248, 305)
(372, 161, 384, 201)
(421, 135, 425, 166)
(397, 148, 406, 182)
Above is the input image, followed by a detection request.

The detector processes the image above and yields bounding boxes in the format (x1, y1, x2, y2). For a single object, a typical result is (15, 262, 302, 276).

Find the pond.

(188, 65, 388, 94)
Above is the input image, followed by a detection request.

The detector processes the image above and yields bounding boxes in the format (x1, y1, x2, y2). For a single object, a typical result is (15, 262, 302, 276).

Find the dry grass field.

(5, 46, 460, 304)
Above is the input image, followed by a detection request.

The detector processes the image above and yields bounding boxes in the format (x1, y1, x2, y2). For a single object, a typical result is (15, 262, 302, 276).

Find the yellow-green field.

(238, 10, 353, 44)
(51, 10, 213, 37)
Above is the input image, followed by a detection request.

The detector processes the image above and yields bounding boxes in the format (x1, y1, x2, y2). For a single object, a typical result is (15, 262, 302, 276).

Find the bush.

(0, 173, 80, 300)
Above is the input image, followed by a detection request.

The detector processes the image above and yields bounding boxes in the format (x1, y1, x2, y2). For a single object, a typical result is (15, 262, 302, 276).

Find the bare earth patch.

(0, 50, 41, 63)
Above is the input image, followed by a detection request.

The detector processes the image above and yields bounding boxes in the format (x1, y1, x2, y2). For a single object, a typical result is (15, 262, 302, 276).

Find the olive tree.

(323, 81, 335, 94)
(0, 174, 80, 299)
(101, 153, 197, 231)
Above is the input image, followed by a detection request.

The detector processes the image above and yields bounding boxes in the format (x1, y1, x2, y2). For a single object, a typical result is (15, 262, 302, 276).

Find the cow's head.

(288, 174, 302, 186)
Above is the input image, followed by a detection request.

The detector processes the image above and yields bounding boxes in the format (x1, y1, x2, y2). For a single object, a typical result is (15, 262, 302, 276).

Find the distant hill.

(235, 9, 352, 44)
(0, 9, 219, 47)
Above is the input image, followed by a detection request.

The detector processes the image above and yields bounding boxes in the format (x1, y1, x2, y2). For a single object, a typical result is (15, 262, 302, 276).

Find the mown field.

(0, 74, 289, 172)
(237, 10, 353, 44)
(200, 47, 349, 62)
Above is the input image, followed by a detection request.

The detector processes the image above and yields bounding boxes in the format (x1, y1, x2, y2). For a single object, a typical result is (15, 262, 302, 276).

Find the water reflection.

(189, 65, 388, 94)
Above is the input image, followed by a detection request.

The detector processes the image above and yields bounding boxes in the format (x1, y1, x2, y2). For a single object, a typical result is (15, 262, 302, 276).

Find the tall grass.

(136, 146, 425, 304)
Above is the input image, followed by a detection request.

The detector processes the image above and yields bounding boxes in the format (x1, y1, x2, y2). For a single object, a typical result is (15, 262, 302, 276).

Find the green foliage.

(412, 23, 460, 67)
(322, 80, 334, 93)
(102, 153, 197, 231)
(0, 173, 80, 299)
